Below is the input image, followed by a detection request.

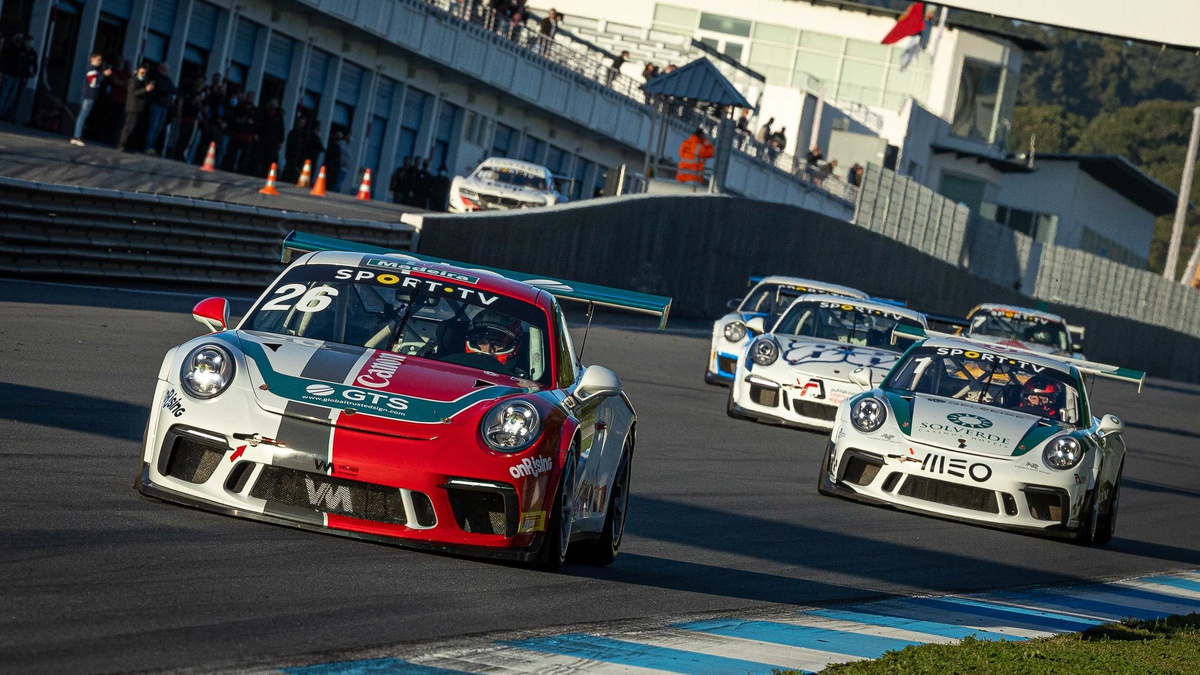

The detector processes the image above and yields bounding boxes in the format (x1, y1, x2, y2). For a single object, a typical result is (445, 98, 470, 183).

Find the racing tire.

(726, 387, 750, 421)
(1074, 460, 1122, 547)
(817, 443, 835, 497)
(574, 440, 632, 566)
(537, 443, 578, 571)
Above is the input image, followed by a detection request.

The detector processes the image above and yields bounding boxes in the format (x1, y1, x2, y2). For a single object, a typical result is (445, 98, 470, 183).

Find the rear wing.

(892, 324, 1146, 392)
(281, 231, 672, 329)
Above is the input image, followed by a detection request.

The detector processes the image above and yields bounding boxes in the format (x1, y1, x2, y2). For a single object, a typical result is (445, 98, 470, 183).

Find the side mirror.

(849, 367, 873, 391)
(1097, 414, 1125, 439)
(726, 298, 741, 311)
(574, 365, 622, 403)
(746, 316, 767, 334)
(193, 297, 230, 333)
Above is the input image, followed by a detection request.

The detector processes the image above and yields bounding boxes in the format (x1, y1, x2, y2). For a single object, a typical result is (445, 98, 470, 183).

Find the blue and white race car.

(706, 276, 868, 385)
(727, 296, 927, 431)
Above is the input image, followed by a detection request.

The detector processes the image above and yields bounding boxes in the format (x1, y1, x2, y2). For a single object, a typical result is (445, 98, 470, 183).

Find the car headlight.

(458, 187, 478, 199)
(850, 397, 887, 433)
(481, 400, 543, 452)
(723, 320, 747, 342)
(1043, 436, 1084, 470)
(180, 344, 235, 399)
(749, 338, 779, 366)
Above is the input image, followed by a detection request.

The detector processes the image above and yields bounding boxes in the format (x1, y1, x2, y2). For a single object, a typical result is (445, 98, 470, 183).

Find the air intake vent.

(164, 435, 225, 484)
(250, 466, 410, 525)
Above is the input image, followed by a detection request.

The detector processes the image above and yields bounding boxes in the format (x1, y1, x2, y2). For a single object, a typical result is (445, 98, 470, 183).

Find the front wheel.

(1074, 461, 1122, 547)
(536, 444, 577, 571)
(575, 439, 632, 566)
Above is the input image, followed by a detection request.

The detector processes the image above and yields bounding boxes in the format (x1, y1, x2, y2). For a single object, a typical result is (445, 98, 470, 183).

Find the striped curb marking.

(274, 570, 1200, 674)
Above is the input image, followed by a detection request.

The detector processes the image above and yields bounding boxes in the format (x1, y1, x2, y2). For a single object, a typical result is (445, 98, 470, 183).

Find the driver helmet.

(1021, 375, 1060, 410)
(465, 311, 522, 365)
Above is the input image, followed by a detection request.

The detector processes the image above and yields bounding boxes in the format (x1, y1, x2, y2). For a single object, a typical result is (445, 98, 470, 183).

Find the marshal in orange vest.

(677, 128, 715, 183)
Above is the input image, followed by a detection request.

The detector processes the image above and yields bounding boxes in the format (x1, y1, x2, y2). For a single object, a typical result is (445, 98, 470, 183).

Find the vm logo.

(304, 476, 353, 513)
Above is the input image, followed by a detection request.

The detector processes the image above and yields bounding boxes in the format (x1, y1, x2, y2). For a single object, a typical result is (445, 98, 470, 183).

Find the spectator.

(735, 109, 750, 134)
(755, 116, 774, 145)
(144, 62, 178, 155)
(0, 34, 35, 123)
(283, 114, 308, 182)
(539, 9, 561, 38)
(642, 63, 659, 81)
(173, 77, 207, 161)
(117, 64, 154, 152)
(301, 119, 325, 175)
(820, 158, 838, 178)
(256, 98, 285, 176)
(223, 90, 258, 174)
(767, 126, 788, 159)
(71, 53, 112, 146)
(324, 130, 345, 190)
(664, 63, 677, 74)
(413, 158, 433, 208)
(391, 157, 411, 204)
(607, 50, 629, 86)
(432, 165, 452, 211)
(806, 144, 823, 166)
(847, 163, 864, 187)
(335, 131, 352, 191)
(103, 57, 129, 145)
(200, 75, 229, 165)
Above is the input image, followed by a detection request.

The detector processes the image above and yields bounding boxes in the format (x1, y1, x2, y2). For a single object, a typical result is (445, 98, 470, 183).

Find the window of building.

(799, 32, 843, 55)
(397, 87, 430, 162)
(491, 123, 516, 158)
(545, 145, 567, 175)
(938, 172, 987, 214)
(698, 13, 751, 37)
(430, 101, 462, 171)
(752, 23, 798, 46)
(571, 158, 591, 200)
(951, 58, 1003, 143)
(522, 136, 545, 164)
(653, 4, 698, 29)
(792, 51, 838, 88)
(982, 202, 1060, 244)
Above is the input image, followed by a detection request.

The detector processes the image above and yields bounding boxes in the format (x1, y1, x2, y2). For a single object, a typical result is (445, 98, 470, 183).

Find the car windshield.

(739, 283, 838, 316)
(968, 311, 1070, 352)
(772, 300, 923, 352)
(884, 345, 1082, 424)
(475, 166, 547, 190)
(243, 264, 552, 384)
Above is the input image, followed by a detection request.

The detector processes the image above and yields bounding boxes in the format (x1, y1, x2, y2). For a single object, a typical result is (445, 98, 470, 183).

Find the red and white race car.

(136, 232, 670, 569)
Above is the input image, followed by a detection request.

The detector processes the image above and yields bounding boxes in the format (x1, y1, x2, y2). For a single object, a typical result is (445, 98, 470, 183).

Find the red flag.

(882, 2, 926, 45)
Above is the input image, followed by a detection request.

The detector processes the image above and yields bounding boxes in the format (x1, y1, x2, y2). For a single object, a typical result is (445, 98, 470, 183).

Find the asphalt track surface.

(2, 278, 1200, 674)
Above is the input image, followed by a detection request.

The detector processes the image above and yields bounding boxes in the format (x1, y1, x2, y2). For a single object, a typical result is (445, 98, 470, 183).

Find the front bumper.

(136, 380, 553, 560)
(729, 371, 843, 432)
(820, 432, 1091, 539)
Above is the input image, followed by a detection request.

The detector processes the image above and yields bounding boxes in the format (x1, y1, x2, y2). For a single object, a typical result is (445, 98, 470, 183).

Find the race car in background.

(819, 326, 1144, 545)
(448, 158, 568, 213)
(727, 296, 927, 431)
(136, 231, 671, 570)
(706, 276, 869, 385)
(964, 304, 1085, 358)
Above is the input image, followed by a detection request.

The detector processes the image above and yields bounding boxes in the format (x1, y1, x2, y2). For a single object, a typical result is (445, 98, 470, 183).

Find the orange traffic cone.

(355, 169, 372, 201)
(310, 165, 327, 197)
(199, 142, 217, 172)
(259, 162, 281, 195)
(296, 159, 312, 187)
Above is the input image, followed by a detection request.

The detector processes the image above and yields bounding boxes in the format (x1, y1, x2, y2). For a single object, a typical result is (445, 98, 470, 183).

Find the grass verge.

(777, 613, 1200, 674)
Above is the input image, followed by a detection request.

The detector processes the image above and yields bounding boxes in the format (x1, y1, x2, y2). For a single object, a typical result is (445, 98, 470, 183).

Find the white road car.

(448, 158, 567, 213)
(727, 296, 927, 431)
(819, 328, 1143, 545)
(965, 304, 1084, 358)
(706, 277, 869, 385)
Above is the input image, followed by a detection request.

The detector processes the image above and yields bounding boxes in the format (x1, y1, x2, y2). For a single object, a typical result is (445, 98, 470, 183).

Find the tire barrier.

(0, 176, 419, 289)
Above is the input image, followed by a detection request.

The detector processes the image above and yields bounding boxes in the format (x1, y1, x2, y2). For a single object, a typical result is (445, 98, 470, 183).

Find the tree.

(1010, 104, 1087, 155)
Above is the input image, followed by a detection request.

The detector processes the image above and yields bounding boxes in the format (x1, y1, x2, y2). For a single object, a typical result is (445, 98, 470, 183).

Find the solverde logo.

(947, 412, 992, 429)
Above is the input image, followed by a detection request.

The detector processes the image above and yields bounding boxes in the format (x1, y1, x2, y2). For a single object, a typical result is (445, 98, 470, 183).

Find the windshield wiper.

(388, 286, 424, 351)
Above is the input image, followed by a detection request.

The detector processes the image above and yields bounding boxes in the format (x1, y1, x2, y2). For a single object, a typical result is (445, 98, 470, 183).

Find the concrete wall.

(411, 192, 1200, 380)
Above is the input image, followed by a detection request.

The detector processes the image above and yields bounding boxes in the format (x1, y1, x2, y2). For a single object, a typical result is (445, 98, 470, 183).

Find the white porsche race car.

(819, 327, 1144, 545)
(727, 296, 927, 431)
(448, 158, 567, 213)
(705, 277, 869, 385)
(965, 304, 1085, 358)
